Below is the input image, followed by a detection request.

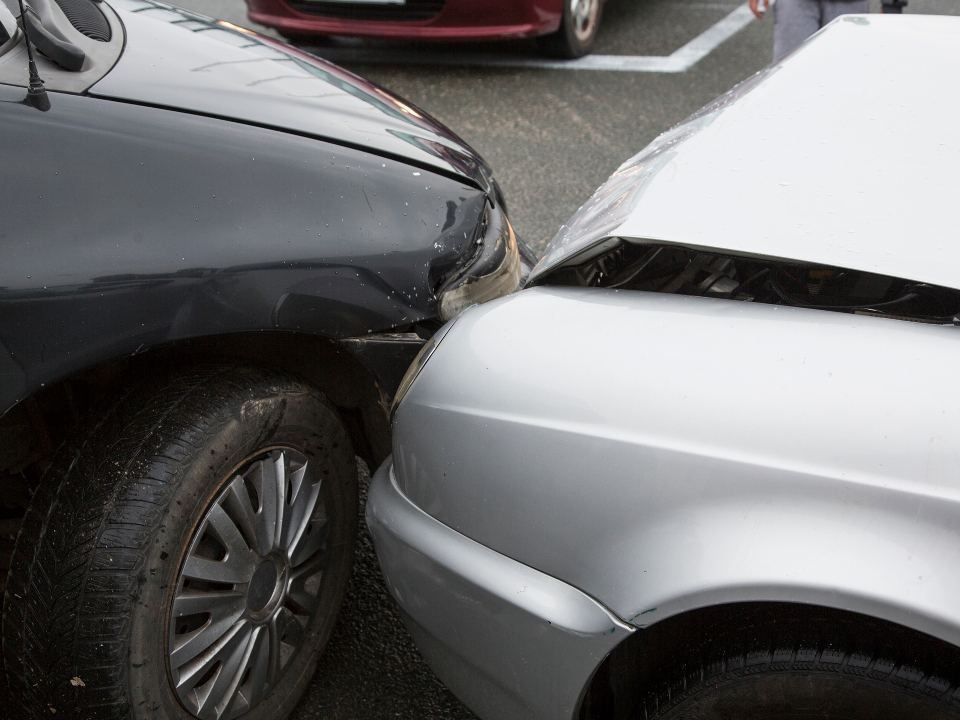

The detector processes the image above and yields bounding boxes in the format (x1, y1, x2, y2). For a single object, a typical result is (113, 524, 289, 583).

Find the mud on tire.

(2, 366, 357, 720)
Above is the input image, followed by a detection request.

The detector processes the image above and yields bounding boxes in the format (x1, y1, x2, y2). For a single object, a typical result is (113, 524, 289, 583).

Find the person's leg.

(773, 0, 822, 62)
(820, 0, 870, 27)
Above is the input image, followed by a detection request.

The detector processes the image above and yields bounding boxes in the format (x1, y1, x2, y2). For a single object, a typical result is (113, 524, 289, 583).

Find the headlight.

(437, 204, 522, 321)
(528, 109, 716, 284)
(391, 318, 457, 415)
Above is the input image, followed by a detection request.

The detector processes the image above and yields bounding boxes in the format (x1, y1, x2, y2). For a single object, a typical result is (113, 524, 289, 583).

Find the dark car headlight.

(437, 203, 522, 321)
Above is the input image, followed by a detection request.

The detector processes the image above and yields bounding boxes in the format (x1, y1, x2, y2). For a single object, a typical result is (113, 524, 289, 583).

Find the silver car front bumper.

(366, 459, 634, 720)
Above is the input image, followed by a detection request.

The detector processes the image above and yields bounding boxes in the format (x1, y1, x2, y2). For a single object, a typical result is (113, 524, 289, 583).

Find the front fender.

(613, 476, 960, 644)
(0, 87, 486, 413)
(392, 287, 960, 647)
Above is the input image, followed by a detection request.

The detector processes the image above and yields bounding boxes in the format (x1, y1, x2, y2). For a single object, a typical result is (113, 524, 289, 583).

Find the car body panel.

(247, 0, 563, 42)
(367, 459, 633, 720)
(531, 15, 960, 290)
(0, 84, 486, 413)
(392, 287, 960, 650)
(90, 0, 492, 188)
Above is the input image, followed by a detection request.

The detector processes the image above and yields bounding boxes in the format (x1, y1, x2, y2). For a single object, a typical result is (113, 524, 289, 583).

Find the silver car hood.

(531, 15, 960, 290)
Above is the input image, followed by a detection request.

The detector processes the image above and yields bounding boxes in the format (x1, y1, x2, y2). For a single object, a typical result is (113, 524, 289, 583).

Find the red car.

(247, 0, 605, 57)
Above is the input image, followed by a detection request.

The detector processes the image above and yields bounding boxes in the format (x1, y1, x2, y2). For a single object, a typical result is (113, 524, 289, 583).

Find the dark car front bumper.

(366, 459, 633, 720)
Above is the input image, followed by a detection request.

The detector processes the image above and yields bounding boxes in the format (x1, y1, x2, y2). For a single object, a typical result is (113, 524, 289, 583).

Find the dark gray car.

(0, 1, 530, 717)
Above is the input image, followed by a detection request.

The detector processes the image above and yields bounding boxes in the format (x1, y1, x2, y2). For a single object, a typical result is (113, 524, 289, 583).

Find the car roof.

(534, 15, 960, 290)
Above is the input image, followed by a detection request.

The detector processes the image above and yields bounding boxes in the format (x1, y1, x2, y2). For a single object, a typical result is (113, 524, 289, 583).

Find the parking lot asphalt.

(163, 0, 960, 716)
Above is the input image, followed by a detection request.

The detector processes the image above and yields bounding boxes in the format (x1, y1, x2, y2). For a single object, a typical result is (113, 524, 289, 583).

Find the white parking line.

(668, 4, 757, 70)
(310, 5, 755, 73)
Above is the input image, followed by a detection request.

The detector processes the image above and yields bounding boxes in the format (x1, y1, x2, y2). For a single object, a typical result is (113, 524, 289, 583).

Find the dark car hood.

(90, 0, 491, 189)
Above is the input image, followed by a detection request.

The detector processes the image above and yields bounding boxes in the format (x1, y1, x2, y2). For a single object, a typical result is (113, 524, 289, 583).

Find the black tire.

(539, 0, 603, 59)
(2, 366, 357, 720)
(643, 611, 960, 720)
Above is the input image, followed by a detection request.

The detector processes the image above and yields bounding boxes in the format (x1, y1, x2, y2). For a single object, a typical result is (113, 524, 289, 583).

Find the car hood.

(90, 0, 491, 188)
(531, 15, 960, 290)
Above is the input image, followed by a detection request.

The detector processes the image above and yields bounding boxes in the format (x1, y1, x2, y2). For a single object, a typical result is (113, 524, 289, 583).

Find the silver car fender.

(392, 287, 960, 645)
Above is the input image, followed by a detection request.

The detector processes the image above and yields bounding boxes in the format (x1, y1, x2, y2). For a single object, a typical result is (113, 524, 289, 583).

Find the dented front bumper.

(366, 459, 633, 720)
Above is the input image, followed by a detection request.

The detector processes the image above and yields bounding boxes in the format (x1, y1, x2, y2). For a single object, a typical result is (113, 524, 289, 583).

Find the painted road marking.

(309, 4, 755, 73)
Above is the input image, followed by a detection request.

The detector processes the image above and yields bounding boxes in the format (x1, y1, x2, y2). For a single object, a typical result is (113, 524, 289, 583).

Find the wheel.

(2, 366, 357, 720)
(539, 0, 603, 59)
(642, 611, 960, 720)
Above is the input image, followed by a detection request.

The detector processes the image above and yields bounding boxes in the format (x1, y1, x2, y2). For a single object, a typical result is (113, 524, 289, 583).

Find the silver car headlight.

(438, 204, 522, 321)
(391, 317, 458, 415)
(528, 109, 717, 284)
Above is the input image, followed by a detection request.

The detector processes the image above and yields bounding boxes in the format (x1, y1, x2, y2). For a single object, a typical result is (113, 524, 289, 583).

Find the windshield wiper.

(18, 0, 84, 72)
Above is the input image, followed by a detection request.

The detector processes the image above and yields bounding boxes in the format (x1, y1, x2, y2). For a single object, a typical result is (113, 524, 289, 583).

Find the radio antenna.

(15, 0, 50, 110)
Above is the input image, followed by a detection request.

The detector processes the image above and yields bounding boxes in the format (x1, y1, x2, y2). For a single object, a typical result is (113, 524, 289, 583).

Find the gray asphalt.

(162, 0, 960, 716)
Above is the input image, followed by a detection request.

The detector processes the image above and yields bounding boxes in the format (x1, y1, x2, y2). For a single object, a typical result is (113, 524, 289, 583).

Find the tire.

(642, 611, 960, 720)
(2, 366, 357, 720)
(539, 0, 603, 59)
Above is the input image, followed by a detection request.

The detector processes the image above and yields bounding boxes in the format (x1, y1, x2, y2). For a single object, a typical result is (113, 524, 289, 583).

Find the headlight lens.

(391, 318, 457, 415)
(528, 110, 717, 284)
(438, 204, 522, 321)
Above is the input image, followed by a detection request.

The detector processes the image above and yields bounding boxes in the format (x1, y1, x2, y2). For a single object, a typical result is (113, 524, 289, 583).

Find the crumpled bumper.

(366, 459, 634, 720)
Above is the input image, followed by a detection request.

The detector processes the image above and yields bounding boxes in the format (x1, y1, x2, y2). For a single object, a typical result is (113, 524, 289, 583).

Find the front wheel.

(643, 614, 960, 719)
(539, 0, 603, 59)
(2, 366, 357, 720)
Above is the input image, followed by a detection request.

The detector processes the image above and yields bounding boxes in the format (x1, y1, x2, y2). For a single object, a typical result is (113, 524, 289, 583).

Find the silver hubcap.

(570, 0, 599, 42)
(168, 449, 328, 719)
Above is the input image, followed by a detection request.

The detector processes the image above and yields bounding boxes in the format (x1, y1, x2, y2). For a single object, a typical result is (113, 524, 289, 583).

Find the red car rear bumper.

(247, 0, 564, 40)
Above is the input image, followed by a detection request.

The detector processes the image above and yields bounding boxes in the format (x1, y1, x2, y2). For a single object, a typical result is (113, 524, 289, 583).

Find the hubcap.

(246, 559, 282, 615)
(168, 449, 328, 719)
(570, 0, 599, 42)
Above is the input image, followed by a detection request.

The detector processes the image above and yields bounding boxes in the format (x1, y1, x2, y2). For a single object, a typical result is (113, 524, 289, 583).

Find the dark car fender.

(0, 86, 487, 414)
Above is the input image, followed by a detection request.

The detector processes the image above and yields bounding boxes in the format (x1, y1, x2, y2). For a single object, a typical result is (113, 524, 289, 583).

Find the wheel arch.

(597, 478, 960, 645)
(0, 329, 411, 484)
(579, 601, 960, 720)
(570, 490, 960, 718)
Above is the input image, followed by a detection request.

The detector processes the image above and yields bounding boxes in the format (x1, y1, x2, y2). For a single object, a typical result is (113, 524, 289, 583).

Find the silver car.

(368, 15, 960, 720)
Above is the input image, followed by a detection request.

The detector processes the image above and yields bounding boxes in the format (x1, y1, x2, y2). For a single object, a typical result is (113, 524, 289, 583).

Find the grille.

(287, 0, 445, 21)
(54, 0, 111, 41)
